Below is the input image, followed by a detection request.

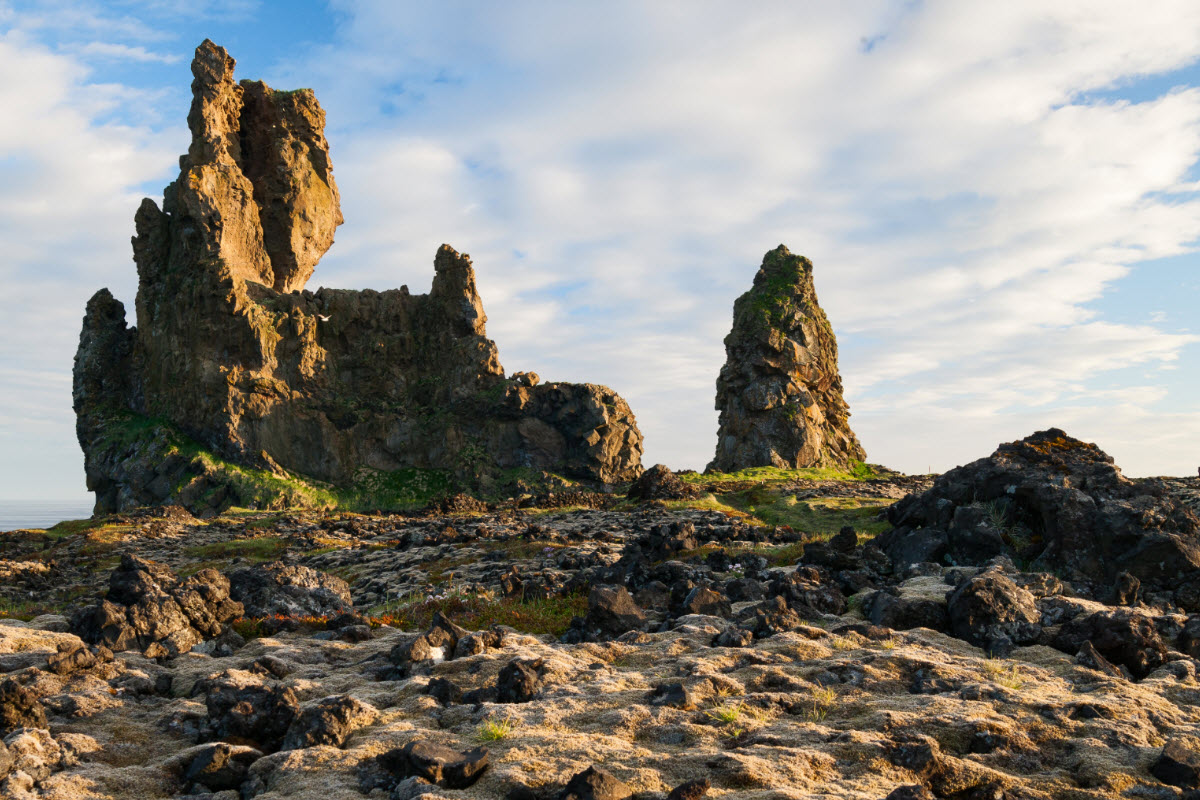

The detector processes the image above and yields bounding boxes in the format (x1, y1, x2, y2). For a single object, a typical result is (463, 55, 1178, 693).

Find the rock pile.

(70, 554, 242, 656)
(710, 245, 866, 472)
(73, 39, 643, 517)
(878, 428, 1200, 602)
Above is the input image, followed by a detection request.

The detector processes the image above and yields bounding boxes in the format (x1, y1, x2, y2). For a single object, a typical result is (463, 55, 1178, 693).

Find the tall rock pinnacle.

(709, 245, 865, 472)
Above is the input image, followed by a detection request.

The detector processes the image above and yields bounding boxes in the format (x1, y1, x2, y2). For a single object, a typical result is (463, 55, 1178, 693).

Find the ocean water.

(0, 499, 95, 532)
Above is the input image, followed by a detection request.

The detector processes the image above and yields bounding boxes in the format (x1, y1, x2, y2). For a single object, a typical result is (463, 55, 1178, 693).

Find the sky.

(2, 0, 1200, 502)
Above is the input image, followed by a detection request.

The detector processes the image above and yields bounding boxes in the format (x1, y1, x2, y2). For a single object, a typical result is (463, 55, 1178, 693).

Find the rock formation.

(877, 428, 1200, 602)
(709, 245, 865, 473)
(73, 40, 643, 515)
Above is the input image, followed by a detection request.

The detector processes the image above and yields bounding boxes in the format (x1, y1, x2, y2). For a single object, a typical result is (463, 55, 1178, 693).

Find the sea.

(0, 499, 96, 532)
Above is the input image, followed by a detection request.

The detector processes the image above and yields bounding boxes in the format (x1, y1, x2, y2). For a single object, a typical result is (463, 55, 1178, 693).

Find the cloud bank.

(2, 1, 1199, 499)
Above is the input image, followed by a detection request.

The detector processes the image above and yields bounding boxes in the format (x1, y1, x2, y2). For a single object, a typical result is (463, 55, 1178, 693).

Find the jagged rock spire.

(710, 245, 865, 472)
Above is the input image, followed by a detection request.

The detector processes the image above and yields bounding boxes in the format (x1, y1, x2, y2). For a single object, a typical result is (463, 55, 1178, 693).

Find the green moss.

(679, 462, 882, 486)
(368, 590, 587, 637)
(339, 466, 453, 512)
(184, 537, 288, 562)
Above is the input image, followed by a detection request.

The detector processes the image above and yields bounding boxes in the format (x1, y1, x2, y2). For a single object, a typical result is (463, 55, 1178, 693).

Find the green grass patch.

(369, 590, 587, 637)
(747, 496, 892, 537)
(184, 537, 288, 562)
(339, 466, 453, 512)
(0, 597, 65, 621)
(679, 462, 882, 487)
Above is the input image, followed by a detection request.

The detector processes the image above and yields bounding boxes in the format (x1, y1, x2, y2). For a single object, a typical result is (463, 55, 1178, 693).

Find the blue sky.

(2, 1, 1200, 502)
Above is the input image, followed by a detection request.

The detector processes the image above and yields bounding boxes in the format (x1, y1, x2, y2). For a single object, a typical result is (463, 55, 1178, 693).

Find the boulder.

(627, 465, 701, 502)
(1053, 608, 1167, 679)
(945, 571, 1041, 653)
(496, 658, 543, 704)
(0, 679, 46, 735)
(709, 245, 865, 472)
(877, 429, 1200, 595)
(199, 670, 299, 751)
(228, 562, 352, 618)
(281, 695, 377, 750)
(184, 742, 263, 792)
(557, 765, 634, 800)
(1153, 740, 1200, 789)
(583, 585, 646, 638)
(380, 741, 489, 790)
(862, 590, 947, 632)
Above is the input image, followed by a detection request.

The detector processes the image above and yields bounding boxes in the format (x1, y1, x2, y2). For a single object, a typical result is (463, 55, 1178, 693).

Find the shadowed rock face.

(709, 245, 865, 472)
(73, 40, 643, 515)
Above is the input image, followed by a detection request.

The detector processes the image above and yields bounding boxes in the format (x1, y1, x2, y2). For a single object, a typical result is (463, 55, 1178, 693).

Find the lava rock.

(945, 571, 1040, 653)
(380, 741, 489, 789)
(0, 678, 46, 735)
(556, 764, 633, 800)
(1153, 740, 1200, 789)
(199, 670, 300, 751)
(497, 658, 544, 704)
(862, 590, 948, 632)
(281, 694, 378, 750)
(627, 464, 701, 502)
(228, 562, 352, 618)
(676, 586, 732, 618)
(583, 585, 646, 638)
(1053, 608, 1167, 679)
(184, 742, 262, 792)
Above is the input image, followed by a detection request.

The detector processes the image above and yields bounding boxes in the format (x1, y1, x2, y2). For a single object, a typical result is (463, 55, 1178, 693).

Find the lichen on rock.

(709, 245, 865, 472)
(73, 40, 643, 516)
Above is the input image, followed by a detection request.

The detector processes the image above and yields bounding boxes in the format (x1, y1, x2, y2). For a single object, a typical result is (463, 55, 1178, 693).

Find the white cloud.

(4, 1, 1200, 499)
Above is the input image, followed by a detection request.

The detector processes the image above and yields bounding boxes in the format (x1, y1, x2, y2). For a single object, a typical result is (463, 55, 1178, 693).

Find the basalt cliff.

(73, 40, 643, 516)
(710, 245, 865, 473)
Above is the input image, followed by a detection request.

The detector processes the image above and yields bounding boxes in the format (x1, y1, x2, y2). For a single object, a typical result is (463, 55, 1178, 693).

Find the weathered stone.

(281, 694, 377, 750)
(710, 245, 865, 472)
(667, 778, 711, 800)
(1053, 608, 1167, 680)
(228, 562, 352, 618)
(557, 765, 633, 800)
(184, 742, 263, 792)
(627, 465, 701, 502)
(71, 554, 241, 654)
(0, 679, 45, 735)
(200, 670, 300, 751)
(878, 429, 1200, 594)
(496, 658, 543, 704)
(73, 40, 644, 517)
(1153, 740, 1200, 789)
(945, 571, 1041, 652)
(381, 741, 489, 790)
(584, 585, 646, 638)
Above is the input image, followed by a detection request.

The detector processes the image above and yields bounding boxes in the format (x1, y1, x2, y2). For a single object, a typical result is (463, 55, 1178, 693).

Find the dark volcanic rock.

(709, 245, 866, 472)
(1153, 740, 1200, 789)
(381, 741, 489, 789)
(583, 585, 646, 638)
(281, 694, 377, 750)
(878, 428, 1200, 595)
(229, 561, 352, 618)
(71, 554, 242, 654)
(200, 670, 300, 751)
(184, 742, 262, 792)
(497, 658, 543, 704)
(72, 39, 644, 517)
(0, 677, 46, 735)
(627, 464, 701, 502)
(1053, 608, 1168, 679)
(557, 765, 633, 800)
(945, 571, 1041, 653)
(862, 590, 948, 632)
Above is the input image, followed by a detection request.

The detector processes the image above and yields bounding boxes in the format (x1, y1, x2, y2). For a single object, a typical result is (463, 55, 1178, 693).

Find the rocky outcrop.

(73, 40, 643, 516)
(709, 245, 865, 473)
(877, 428, 1200, 602)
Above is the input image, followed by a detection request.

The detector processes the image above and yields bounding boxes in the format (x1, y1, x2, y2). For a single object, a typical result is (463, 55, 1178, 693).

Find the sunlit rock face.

(710, 245, 865, 473)
(73, 40, 643, 515)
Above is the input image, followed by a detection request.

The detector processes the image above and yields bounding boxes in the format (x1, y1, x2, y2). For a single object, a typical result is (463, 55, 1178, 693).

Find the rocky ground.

(4, 444, 1200, 799)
